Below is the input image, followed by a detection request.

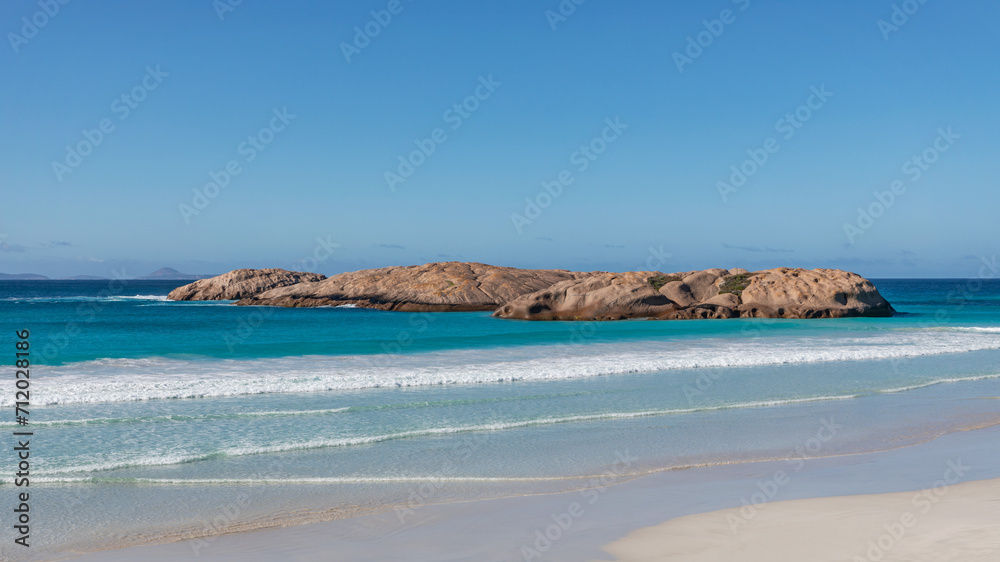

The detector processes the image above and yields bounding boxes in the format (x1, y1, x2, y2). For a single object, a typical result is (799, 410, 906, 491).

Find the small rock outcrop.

(167, 269, 327, 301)
(235, 262, 588, 311)
(736, 267, 893, 319)
(493, 267, 893, 320)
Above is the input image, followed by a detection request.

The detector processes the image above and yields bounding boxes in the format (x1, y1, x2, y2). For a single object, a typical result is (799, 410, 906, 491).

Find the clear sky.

(1, 0, 997, 278)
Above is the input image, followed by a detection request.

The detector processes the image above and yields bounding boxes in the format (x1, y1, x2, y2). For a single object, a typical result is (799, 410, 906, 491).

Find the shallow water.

(1, 278, 998, 558)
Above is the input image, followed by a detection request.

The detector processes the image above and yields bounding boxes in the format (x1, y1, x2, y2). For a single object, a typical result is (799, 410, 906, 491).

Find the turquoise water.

(1, 278, 999, 558)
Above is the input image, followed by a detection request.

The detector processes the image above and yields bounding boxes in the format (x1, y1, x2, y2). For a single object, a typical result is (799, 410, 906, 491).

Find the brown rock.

(682, 270, 728, 301)
(657, 270, 728, 307)
(703, 293, 741, 308)
(494, 267, 893, 320)
(236, 262, 588, 311)
(658, 305, 738, 320)
(167, 269, 327, 301)
(658, 280, 697, 307)
(738, 267, 893, 318)
(493, 272, 674, 320)
(212, 262, 894, 321)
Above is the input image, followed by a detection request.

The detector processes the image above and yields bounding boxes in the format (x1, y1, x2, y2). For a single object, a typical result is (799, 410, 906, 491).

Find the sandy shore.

(63, 422, 1000, 562)
(603, 476, 1000, 562)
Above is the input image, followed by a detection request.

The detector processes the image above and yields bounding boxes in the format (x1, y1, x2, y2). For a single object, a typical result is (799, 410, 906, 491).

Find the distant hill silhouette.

(137, 267, 215, 280)
(0, 268, 215, 280)
(0, 272, 50, 280)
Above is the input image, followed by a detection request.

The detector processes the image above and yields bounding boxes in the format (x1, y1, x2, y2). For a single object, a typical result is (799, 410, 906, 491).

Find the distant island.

(168, 262, 894, 320)
(0, 267, 216, 281)
(136, 267, 215, 280)
(0, 272, 50, 280)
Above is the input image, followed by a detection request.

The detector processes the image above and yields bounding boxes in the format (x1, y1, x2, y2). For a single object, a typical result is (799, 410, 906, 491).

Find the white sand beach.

(604, 476, 1000, 562)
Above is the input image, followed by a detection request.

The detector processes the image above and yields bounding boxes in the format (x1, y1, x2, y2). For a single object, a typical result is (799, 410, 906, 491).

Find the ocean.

(1, 278, 999, 559)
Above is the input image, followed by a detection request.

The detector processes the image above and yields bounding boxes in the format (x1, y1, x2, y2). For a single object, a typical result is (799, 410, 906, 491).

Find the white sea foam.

(879, 373, 1000, 394)
(1, 294, 171, 303)
(32, 395, 858, 474)
(10, 328, 1000, 407)
(0, 407, 351, 428)
(17, 475, 577, 485)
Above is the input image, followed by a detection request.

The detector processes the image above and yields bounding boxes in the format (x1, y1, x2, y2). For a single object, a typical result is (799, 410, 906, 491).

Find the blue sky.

(1, 0, 997, 278)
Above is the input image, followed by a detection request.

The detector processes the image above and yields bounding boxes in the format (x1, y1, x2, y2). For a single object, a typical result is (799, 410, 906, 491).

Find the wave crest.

(8, 328, 1000, 407)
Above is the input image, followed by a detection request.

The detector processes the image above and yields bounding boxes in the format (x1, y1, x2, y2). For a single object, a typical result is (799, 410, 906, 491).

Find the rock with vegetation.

(178, 262, 893, 321)
(494, 267, 893, 320)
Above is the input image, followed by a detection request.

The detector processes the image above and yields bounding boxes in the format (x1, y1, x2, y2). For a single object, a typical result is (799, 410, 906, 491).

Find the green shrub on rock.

(647, 275, 682, 291)
(719, 274, 751, 295)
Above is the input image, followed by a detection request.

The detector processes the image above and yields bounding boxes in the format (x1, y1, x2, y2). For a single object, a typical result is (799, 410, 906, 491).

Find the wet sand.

(65, 422, 1000, 561)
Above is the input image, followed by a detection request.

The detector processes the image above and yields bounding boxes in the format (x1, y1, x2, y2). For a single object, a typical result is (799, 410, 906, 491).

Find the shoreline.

(64, 419, 1000, 562)
(604, 477, 1000, 561)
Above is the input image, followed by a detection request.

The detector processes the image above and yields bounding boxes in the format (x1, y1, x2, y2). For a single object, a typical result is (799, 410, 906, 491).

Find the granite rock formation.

(494, 267, 894, 320)
(170, 263, 894, 320)
(233, 262, 588, 311)
(167, 269, 327, 301)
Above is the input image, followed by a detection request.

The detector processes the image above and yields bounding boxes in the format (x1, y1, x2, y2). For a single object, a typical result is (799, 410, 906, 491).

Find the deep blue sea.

(1, 278, 999, 558)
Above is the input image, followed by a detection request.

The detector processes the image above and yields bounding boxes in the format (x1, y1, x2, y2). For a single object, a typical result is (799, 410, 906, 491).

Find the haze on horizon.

(2, 0, 998, 279)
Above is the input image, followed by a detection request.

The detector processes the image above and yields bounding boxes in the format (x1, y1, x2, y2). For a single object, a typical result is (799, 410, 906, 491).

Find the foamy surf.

(27, 395, 859, 475)
(11, 328, 1000, 406)
(879, 373, 1000, 394)
(0, 407, 351, 428)
(0, 294, 171, 303)
(18, 475, 587, 485)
